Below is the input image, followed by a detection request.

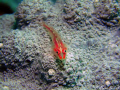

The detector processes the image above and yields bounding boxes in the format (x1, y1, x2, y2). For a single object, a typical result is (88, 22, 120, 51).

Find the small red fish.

(42, 22, 67, 60)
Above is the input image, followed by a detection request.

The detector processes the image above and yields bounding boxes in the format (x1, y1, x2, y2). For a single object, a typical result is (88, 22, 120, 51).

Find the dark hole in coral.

(46, 79, 54, 84)
(14, 59, 19, 63)
(50, 0, 66, 4)
(0, 3, 13, 15)
(65, 79, 76, 87)
(115, 52, 119, 55)
(41, 73, 46, 81)
(20, 20, 30, 28)
(13, 18, 20, 29)
(51, 0, 57, 4)
(8, 65, 16, 71)
(26, 59, 31, 63)
(0, 63, 7, 72)
(13, 18, 30, 29)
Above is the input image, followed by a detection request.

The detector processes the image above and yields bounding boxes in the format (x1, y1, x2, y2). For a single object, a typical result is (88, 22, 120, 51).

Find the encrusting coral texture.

(0, 0, 120, 90)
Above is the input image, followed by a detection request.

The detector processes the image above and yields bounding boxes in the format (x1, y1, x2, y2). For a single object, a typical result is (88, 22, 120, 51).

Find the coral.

(92, 1, 120, 27)
(0, 33, 34, 71)
(0, 15, 34, 71)
(63, 0, 93, 30)
(0, 14, 15, 37)
(0, 0, 120, 90)
(14, 0, 56, 29)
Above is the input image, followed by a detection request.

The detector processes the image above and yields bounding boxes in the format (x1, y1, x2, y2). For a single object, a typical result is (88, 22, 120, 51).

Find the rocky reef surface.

(0, 0, 120, 90)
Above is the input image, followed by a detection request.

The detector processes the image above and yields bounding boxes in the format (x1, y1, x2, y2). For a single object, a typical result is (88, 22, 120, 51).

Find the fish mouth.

(58, 53, 66, 60)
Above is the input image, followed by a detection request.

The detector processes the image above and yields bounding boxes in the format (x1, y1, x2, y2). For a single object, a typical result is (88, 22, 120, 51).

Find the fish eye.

(56, 51, 58, 54)
(64, 50, 66, 52)
(63, 50, 66, 53)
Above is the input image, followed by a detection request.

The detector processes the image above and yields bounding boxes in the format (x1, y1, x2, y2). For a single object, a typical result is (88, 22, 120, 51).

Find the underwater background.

(0, 0, 120, 90)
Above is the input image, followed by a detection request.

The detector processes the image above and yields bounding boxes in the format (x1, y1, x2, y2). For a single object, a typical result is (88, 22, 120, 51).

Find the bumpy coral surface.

(93, 0, 120, 27)
(0, 0, 120, 90)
